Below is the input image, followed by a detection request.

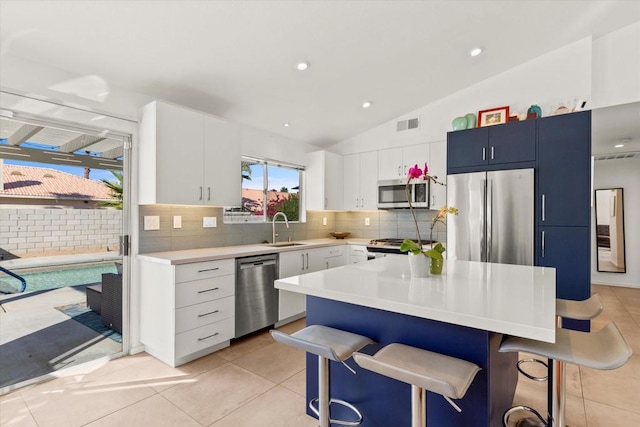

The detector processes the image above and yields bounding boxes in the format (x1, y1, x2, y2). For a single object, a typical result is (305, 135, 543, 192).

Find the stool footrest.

(309, 397, 363, 426)
(503, 405, 547, 427)
(517, 358, 549, 382)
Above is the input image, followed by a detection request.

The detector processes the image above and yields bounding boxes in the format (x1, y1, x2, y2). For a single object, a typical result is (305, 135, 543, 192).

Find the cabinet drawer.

(175, 259, 235, 283)
(175, 274, 234, 308)
(324, 246, 345, 257)
(175, 317, 234, 358)
(175, 296, 234, 334)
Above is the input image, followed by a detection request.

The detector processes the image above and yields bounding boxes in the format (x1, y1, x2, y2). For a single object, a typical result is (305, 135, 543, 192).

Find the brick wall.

(0, 208, 122, 258)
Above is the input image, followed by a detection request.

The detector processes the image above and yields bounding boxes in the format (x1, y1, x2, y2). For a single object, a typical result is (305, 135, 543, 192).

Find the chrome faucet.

(272, 212, 289, 243)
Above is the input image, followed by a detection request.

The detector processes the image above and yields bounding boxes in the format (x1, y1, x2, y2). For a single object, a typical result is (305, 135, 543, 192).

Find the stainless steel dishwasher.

(235, 254, 279, 338)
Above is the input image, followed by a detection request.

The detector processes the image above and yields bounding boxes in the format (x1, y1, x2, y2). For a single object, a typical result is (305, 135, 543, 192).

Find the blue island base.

(305, 296, 518, 426)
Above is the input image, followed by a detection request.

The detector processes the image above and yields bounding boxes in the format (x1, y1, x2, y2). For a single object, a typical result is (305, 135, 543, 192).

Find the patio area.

(0, 253, 123, 392)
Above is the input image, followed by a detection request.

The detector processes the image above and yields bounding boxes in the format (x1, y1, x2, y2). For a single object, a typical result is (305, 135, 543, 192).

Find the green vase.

(430, 258, 444, 275)
(452, 116, 467, 131)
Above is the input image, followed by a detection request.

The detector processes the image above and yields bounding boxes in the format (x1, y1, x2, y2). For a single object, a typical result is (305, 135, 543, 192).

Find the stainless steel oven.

(377, 179, 429, 209)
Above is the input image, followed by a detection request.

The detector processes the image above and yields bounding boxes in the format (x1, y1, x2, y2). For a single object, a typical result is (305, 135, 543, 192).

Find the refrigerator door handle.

(487, 179, 493, 262)
(480, 178, 487, 261)
(542, 194, 546, 222)
(541, 231, 546, 258)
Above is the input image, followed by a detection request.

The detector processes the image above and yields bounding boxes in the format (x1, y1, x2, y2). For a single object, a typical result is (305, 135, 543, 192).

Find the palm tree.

(242, 163, 252, 181)
(98, 170, 123, 209)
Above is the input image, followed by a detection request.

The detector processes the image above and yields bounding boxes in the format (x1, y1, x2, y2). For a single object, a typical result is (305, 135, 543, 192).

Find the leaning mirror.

(595, 188, 626, 273)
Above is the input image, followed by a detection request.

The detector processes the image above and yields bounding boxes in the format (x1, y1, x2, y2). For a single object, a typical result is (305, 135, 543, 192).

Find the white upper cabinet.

(378, 144, 429, 181)
(305, 150, 344, 210)
(343, 151, 378, 210)
(203, 115, 241, 206)
(139, 101, 240, 206)
(428, 141, 447, 209)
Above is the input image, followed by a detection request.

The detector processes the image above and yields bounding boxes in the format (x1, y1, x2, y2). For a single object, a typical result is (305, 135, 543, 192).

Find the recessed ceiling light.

(614, 144, 625, 148)
(284, 123, 290, 127)
(362, 101, 373, 109)
(469, 47, 483, 57)
(296, 61, 310, 71)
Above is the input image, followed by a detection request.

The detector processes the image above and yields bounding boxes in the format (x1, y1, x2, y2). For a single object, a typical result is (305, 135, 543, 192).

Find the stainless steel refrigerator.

(447, 168, 534, 265)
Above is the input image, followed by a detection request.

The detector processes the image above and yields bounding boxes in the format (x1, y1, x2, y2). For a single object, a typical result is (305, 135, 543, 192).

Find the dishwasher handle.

(239, 259, 277, 269)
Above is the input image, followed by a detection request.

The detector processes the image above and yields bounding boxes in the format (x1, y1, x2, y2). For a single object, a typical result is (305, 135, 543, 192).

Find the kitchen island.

(275, 256, 556, 426)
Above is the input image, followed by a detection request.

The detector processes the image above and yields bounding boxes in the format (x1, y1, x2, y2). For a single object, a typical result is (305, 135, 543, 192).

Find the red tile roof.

(1, 165, 114, 200)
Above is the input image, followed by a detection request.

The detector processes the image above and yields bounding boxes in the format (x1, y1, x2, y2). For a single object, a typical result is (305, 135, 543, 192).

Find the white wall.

(592, 22, 640, 109)
(330, 38, 592, 155)
(592, 158, 640, 288)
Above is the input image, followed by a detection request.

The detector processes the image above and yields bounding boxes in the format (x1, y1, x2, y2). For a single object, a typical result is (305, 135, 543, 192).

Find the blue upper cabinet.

(447, 127, 489, 169)
(489, 120, 536, 164)
(537, 111, 591, 227)
(447, 120, 536, 172)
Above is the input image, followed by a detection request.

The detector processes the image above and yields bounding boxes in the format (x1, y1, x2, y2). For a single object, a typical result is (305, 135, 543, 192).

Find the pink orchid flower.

(407, 164, 422, 180)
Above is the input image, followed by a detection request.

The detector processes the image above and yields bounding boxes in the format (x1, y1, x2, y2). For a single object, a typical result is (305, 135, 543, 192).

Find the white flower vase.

(408, 252, 430, 278)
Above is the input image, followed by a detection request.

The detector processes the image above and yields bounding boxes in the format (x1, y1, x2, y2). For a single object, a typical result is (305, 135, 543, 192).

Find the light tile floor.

(1, 285, 639, 427)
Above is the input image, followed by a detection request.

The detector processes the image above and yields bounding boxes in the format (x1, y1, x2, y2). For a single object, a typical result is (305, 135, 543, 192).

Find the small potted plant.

(398, 163, 457, 275)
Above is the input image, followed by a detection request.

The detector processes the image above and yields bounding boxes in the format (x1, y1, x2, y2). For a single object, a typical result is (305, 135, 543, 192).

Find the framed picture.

(478, 106, 510, 127)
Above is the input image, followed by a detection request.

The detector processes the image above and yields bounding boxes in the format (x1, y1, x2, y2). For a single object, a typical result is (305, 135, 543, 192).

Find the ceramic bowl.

(330, 232, 351, 239)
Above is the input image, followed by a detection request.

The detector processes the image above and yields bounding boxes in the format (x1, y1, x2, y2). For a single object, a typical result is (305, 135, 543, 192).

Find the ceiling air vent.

(396, 117, 420, 132)
(594, 152, 639, 161)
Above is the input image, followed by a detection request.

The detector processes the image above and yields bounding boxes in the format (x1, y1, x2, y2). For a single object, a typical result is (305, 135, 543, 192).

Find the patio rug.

(55, 303, 122, 343)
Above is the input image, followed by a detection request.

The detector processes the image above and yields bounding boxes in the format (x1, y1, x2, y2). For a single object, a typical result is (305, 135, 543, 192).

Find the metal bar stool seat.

(271, 325, 374, 427)
(518, 294, 604, 382)
(353, 343, 481, 427)
(500, 321, 632, 427)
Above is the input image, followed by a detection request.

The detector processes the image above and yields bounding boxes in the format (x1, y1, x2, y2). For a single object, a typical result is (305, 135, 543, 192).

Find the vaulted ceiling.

(0, 1, 639, 149)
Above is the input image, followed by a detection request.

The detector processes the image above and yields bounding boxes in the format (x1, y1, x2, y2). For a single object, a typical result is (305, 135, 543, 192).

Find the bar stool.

(271, 325, 374, 427)
(500, 321, 632, 427)
(517, 294, 604, 382)
(353, 343, 481, 427)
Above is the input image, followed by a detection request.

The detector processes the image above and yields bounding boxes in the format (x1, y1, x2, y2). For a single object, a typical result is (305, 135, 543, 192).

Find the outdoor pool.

(1, 262, 118, 293)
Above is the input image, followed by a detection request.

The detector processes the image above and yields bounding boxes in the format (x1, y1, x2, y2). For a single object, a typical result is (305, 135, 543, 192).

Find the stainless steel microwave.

(377, 179, 430, 209)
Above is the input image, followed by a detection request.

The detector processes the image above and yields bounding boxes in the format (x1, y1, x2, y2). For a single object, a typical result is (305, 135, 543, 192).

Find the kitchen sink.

(262, 242, 306, 247)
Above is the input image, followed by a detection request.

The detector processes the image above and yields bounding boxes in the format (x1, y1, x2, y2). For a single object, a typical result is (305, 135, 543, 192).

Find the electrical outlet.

(143, 216, 160, 231)
(203, 217, 217, 228)
(322, 217, 327, 226)
(365, 217, 370, 226)
(173, 216, 182, 229)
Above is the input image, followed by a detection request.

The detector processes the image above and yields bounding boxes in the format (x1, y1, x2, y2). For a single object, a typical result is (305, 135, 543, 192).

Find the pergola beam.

(7, 124, 44, 146)
(99, 146, 124, 160)
(58, 134, 106, 153)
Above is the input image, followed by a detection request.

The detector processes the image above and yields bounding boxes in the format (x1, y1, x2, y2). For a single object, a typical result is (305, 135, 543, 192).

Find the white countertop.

(276, 256, 557, 343)
(137, 238, 371, 265)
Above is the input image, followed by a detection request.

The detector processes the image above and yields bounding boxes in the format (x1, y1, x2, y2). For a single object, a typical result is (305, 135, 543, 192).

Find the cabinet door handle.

(305, 253, 309, 270)
(198, 267, 220, 273)
(198, 287, 219, 293)
(198, 310, 219, 318)
(431, 195, 435, 206)
(542, 194, 546, 222)
(199, 186, 203, 200)
(541, 231, 546, 258)
(491, 146, 495, 160)
(198, 332, 219, 341)
(326, 261, 329, 269)
(208, 187, 211, 201)
(398, 166, 401, 176)
(325, 197, 328, 209)
(404, 165, 408, 175)
(482, 147, 486, 161)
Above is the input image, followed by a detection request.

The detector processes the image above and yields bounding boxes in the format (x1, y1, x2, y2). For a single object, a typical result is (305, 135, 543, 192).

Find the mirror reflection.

(595, 188, 626, 273)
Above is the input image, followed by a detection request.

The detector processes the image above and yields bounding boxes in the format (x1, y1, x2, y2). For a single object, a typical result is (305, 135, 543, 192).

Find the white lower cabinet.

(277, 246, 347, 323)
(140, 258, 235, 367)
